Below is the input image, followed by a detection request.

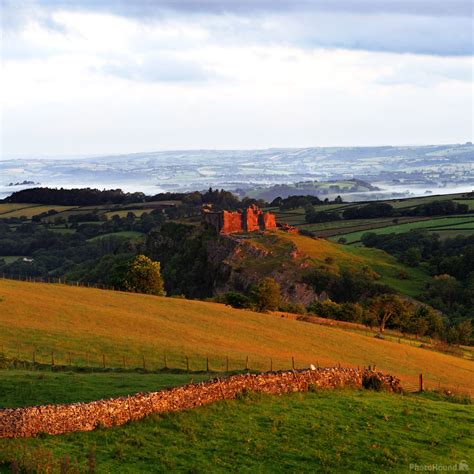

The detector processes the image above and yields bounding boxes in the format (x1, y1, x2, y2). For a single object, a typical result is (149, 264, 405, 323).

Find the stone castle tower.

(202, 204, 277, 235)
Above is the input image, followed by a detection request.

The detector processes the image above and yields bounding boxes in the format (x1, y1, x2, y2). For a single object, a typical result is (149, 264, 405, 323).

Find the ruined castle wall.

(244, 207, 261, 232)
(221, 211, 243, 234)
(0, 369, 401, 439)
(203, 206, 278, 234)
(262, 212, 277, 230)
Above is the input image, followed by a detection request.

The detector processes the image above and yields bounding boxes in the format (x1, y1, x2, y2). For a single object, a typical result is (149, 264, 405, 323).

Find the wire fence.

(0, 344, 462, 395)
(1, 272, 117, 291)
(0, 343, 317, 374)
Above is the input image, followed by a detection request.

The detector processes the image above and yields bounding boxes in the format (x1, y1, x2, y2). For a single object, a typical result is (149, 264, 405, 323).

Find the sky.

(1, 0, 473, 157)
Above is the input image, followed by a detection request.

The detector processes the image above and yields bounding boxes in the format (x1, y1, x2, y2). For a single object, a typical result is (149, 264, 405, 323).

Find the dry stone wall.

(0, 368, 401, 439)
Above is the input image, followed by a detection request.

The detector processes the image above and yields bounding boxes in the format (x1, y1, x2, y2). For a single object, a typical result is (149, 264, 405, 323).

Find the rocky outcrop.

(211, 235, 317, 305)
(0, 369, 402, 438)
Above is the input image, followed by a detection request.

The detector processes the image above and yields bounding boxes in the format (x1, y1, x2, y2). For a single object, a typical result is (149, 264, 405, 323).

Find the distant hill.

(244, 179, 380, 201)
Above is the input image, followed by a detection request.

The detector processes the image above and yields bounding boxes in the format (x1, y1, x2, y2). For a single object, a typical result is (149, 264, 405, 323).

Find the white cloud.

(1, 5, 472, 156)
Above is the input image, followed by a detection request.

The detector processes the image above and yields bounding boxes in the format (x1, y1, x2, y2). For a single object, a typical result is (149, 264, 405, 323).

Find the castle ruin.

(203, 204, 277, 234)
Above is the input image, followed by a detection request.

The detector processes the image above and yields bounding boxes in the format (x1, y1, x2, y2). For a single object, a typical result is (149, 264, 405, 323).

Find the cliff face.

(208, 233, 317, 305)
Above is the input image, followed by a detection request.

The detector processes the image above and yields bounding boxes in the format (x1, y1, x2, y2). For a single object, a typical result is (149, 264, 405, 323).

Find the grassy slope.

(1, 391, 472, 472)
(0, 279, 473, 393)
(281, 232, 429, 296)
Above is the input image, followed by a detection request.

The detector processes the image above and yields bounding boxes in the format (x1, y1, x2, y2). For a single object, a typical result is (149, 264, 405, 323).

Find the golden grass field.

(0, 204, 76, 218)
(0, 279, 472, 394)
(0, 203, 39, 215)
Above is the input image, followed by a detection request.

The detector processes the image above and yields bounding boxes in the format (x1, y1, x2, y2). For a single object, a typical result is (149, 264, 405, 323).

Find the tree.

(368, 294, 412, 334)
(410, 305, 444, 338)
(251, 277, 281, 312)
(219, 291, 251, 309)
(124, 255, 166, 296)
(425, 274, 462, 312)
(456, 320, 472, 345)
(403, 247, 422, 267)
(308, 299, 342, 319)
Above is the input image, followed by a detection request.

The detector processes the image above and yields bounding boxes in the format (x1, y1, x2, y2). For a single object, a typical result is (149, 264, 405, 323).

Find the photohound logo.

(409, 460, 469, 471)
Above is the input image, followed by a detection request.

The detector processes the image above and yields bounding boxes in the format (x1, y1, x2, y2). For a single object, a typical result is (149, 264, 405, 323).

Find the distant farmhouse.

(202, 204, 277, 235)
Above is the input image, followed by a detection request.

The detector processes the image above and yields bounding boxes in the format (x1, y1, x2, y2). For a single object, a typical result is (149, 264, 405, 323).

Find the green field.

(387, 194, 463, 210)
(299, 217, 428, 238)
(329, 215, 474, 244)
(0, 370, 212, 408)
(0, 256, 25, 264)
(1, 390, 472, 472)
(88, 231, 144, 241)
(47, 226, 76, 234)
(270, 193, 474, 237)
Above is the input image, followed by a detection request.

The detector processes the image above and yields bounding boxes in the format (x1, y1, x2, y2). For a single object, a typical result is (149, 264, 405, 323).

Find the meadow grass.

(0, 279, 473, 394)
(281, 232, 430, 297)
(0, 390, 472, 472)
(341, 245, 430, 296)
(0, 370, 212, 408)
(0, 203, 40, 216)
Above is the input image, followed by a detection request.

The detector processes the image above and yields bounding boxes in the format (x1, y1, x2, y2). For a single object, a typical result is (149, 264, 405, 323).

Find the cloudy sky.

(1, 0, 473, 157)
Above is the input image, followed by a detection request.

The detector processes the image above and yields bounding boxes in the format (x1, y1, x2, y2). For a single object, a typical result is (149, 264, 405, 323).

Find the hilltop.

(0, 279, 472, 393)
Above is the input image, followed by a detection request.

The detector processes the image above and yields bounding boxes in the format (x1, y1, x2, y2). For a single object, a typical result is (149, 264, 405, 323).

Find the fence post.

(51, 351, 55, 366)
(226, 356, 229, 373)
(419, 373, 424, 392)
(270, 358, 273, 372)
(292, 356, 295, 370)
(245, 356, 249, 371)
(206, 357, 209, 372)
(102, 354, 106, 369)
(186, 355, 189, 372)
(32, 350, 36, 365)
(164, 354, 168, 369)
(123, 355, 126, 369)
(142, 354, 146, 371)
